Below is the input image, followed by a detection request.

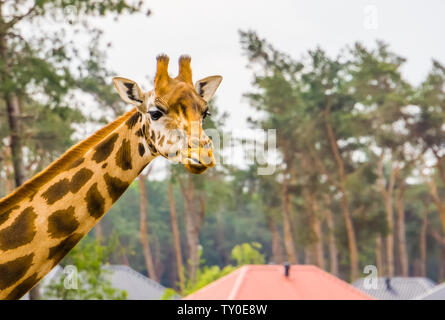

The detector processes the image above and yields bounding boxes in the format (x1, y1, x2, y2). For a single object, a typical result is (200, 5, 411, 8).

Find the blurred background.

(1, 0, 445, 300)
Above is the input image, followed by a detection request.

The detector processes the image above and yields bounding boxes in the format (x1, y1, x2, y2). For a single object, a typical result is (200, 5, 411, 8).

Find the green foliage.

(161, 288, 179, 300)
(0, 0, 148, 181)
(231, 242, 265, 265)
(43, 238, 127, 300)
(182, 265, 236, 297)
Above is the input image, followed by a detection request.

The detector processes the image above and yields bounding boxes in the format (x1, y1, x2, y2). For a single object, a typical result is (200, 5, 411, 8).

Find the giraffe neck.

(0, 108, 157, 300)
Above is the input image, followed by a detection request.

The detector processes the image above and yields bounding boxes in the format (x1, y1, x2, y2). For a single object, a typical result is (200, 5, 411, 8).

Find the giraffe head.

(112, 54, 222, 174)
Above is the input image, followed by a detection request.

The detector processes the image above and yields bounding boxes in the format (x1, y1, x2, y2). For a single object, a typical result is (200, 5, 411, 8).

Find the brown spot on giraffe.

(138, 143, 146, 157)
(0, 253, 34, 290)
(41, 168, 93, 204)
(135, 128, 145, 137)
(0, 207, 37, 251)
(41, 179, 71, 205)
(102, 163, 108, 168)
(85, 183, 106, 219)
(0, 205, 20, 226)
(92, 133, 119, 163)
(115, 139, 133, 170)
(48, 206, 79, 239)
(48, 233, 83, 263)
(104, 173, 129, 202)
(70, 168, 94, 193)
(5, 273, 41, 300)
(125, 111, 141, 129)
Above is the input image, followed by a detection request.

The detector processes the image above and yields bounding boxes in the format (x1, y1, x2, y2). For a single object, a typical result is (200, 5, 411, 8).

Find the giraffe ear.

(113, 77, 146, 111)
(195, 75, 222, 102)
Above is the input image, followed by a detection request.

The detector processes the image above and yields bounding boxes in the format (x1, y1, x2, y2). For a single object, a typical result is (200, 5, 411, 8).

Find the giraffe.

(0, 54, 222, 300)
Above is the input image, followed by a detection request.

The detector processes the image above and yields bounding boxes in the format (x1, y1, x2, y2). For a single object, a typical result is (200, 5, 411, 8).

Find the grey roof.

(352, 277, 436, 300)
(414, 282, 445, 300)
(103, 265, 166, 300)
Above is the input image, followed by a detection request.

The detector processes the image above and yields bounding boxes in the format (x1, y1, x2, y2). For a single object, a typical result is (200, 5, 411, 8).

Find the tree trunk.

(215, 210, 227, 265)
(120, 251, 131, 266)
(433, 157, 445, 232)
(375, 234, 384, 276)
(395, 179, 409, 276)
(377, 157, 396, 277)
(4, 96, 26, 188)
(267, 216, 283, 264)
(304, 247, 313, 264)
(423, 171, 445, 234)
(323, 100, 359, 280)
(153, 234, 163, 278)
(420, 209, 428, 277)
(324, 194, 338, 276)
(0, 28, 26, 189)
(115, 236, 131, 266)
(440, 247, 445, 283)
(95, 222, 103, 244)
(1, 147, 15, 195)
(5, 163, 14, 195)
(384, 204, 394, 277)
(282, 179, 298, 264)
(304, 190, 325, 269)
(139, 176, 157, 281)
(179, 175, 202, 284)
(431, 231, 445, 281)
(168, 182, 185, 293)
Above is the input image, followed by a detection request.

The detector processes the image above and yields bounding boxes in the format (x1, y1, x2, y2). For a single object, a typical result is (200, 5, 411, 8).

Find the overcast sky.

(97, 0, 445, 132)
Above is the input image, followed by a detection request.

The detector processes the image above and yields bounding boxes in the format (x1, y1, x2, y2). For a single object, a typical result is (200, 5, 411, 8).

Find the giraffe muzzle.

(182, 147, 215, 174)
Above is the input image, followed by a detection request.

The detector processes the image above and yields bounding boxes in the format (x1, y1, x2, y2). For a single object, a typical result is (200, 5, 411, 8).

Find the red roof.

(184, 265, 374, 300)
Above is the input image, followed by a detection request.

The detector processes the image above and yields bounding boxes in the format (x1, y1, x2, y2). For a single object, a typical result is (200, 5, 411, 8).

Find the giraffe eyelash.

(203, 109, 211, 119)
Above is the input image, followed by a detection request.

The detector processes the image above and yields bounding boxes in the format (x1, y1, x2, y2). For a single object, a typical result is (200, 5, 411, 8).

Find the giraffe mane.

(0, 107, 138, 215)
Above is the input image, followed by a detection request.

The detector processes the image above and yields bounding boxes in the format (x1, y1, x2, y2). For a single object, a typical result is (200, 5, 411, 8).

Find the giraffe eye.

(148, 110, 163, 121)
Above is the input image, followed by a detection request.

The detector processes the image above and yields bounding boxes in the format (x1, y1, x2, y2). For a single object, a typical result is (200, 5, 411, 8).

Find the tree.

(231, 242, 266, 265)
(411, 60, 445, 232)
(349, 42, 412, 277)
